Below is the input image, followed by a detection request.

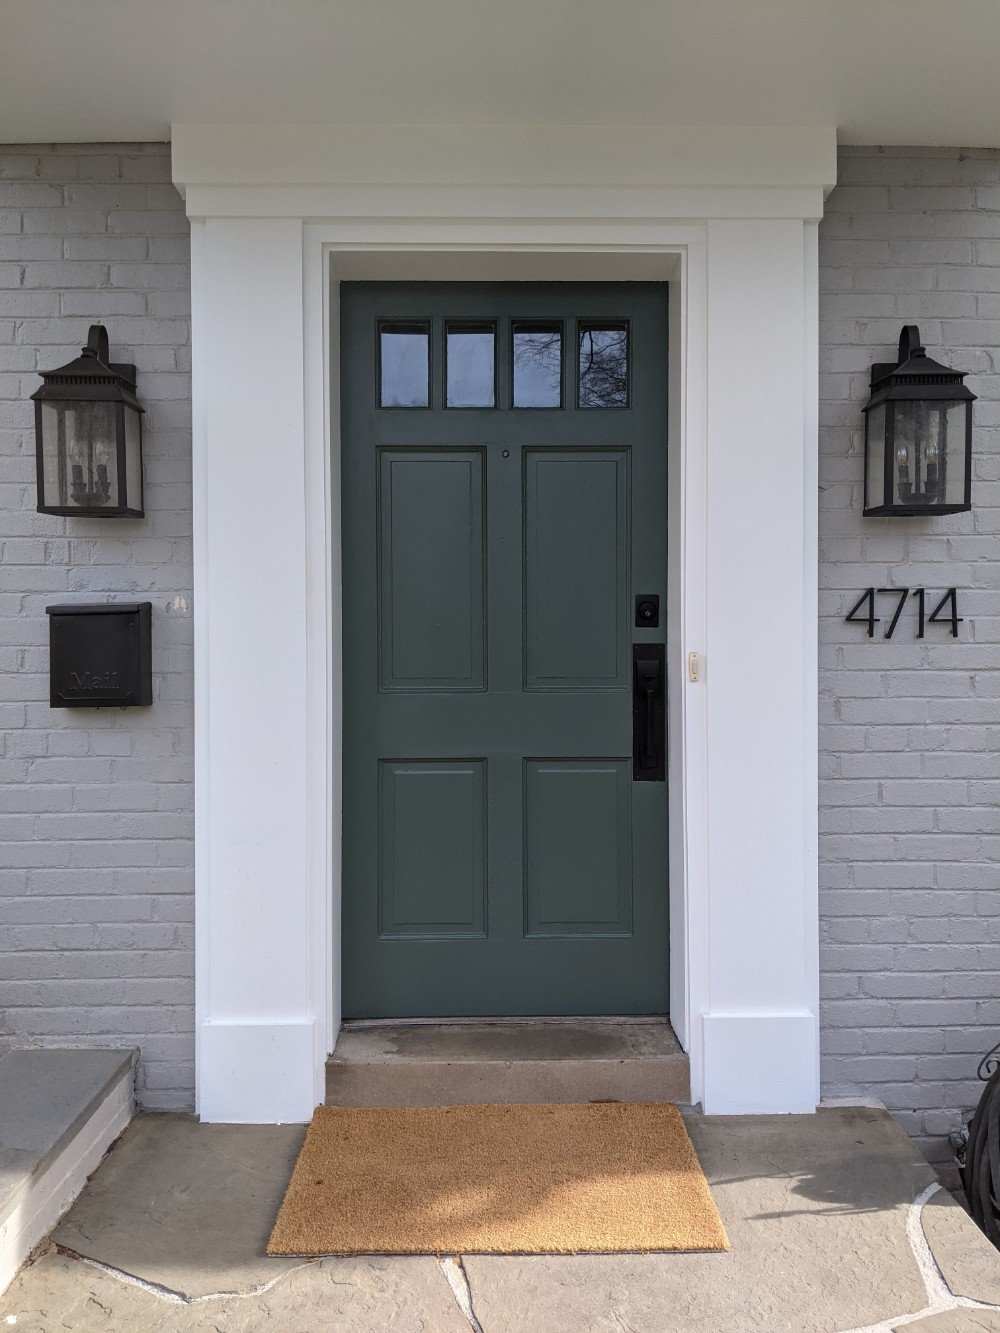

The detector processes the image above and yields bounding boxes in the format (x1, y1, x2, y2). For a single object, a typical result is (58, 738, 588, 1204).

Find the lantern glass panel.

(40, 400, 118, 511)
(890, 399, 967, 510)
(124, 404, 143, 513)
(865, 402, 886, 511)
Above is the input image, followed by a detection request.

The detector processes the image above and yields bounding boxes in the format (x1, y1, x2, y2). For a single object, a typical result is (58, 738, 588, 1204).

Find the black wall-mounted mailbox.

(46, 602, 152, 708)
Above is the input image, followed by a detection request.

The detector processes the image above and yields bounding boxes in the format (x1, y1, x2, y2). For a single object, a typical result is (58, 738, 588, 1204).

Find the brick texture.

(819, 146, 1000, 1179)
(0, 144, 193, 1109)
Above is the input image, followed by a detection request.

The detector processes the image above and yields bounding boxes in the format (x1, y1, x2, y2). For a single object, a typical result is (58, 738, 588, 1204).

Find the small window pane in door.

(578, 323, 629, 408)
(380, 323, 430, 408)
(446, 324, 495, 407)
(513, 323, 562, 408)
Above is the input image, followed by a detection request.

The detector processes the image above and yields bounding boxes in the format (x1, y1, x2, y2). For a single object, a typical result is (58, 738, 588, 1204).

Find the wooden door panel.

(523, 448, 630, 691)
(524, 760, 632, 937)
(378, 759, 487, 938)
(378, 449, 485, 692)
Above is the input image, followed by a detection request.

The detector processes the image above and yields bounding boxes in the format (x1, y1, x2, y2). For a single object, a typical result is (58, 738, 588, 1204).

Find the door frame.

(313, 240, 702, 1104)
(179, 122, 833, 1122)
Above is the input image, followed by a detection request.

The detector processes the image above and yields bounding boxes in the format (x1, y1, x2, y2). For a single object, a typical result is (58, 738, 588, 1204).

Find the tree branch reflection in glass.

(578, 324, 629, 408)
(513, 323, 562, 408)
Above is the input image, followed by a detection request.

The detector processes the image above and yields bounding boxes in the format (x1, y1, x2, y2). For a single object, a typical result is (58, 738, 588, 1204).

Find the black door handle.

(633, 644, 665, 782)
(639, 671, 657, 768)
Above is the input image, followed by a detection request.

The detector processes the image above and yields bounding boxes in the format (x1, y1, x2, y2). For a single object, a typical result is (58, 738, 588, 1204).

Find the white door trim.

(178, 125, 834, 1122)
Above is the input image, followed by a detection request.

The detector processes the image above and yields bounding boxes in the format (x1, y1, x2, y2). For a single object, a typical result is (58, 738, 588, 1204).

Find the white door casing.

(176, 124, 834, 1122)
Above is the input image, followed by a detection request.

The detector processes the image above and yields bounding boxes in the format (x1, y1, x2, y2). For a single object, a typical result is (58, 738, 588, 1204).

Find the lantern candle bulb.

(925, 438, 939, 498)
(896, 442, 911, 500)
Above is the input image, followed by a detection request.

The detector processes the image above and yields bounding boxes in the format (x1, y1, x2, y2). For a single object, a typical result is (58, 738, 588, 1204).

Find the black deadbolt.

(634, 594, 659, 628)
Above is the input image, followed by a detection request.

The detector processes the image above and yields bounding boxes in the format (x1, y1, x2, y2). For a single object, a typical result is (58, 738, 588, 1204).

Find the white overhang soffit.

(1, 0, 1000, 148)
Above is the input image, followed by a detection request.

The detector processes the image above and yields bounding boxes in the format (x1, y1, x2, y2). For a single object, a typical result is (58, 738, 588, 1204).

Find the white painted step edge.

(0, 1064, 134, 1295)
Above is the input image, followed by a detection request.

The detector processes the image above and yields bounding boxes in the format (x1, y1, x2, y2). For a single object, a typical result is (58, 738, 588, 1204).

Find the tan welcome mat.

(267, 1102, 729, 1255)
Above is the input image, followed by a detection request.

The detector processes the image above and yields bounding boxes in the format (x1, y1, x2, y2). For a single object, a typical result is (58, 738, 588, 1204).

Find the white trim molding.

(176, 122, 835, 1122)
(172, 123, 836, 193)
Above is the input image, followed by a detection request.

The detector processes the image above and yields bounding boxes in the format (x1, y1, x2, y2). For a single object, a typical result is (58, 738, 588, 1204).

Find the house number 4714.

(845, 587, 962, 639)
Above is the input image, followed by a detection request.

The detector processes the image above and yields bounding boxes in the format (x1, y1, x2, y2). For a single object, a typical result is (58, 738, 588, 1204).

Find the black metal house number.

(845, 587, 962, 639)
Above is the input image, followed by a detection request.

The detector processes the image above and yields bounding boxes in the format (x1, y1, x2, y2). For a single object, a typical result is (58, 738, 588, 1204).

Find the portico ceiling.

(1, 0, 999, 148)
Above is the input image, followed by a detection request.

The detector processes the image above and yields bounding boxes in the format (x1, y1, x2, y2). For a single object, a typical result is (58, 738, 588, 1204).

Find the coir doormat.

(267, 1101, 729, 1255)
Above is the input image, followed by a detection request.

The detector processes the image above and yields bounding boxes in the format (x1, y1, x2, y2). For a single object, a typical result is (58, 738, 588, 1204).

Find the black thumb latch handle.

(639, 674, 657, 767)
(632, 644, 665, 782)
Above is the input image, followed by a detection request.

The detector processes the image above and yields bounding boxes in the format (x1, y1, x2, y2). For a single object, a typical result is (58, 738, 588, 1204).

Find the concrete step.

(325, 1019, 689, 1107)
(0, 1047, 136, 1294)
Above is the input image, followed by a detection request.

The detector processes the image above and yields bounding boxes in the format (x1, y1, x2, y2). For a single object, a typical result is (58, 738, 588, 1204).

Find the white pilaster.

(191, 215, 318, 1122)
(700, 219, 819, 1112)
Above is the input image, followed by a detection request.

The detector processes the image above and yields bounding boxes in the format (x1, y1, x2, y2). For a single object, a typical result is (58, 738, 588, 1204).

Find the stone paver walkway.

(4, 1107, 1000, 1331)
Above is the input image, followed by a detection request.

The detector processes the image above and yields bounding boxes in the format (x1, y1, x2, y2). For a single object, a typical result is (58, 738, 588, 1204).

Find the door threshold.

(327, 1016, 688, 1106)
(341, 1014, 671, 1030)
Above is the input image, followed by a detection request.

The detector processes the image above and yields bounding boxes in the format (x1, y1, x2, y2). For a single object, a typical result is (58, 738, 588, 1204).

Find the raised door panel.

(523, 449, 630, 691)
(378, 760, 487, 937)
(378, 449, 485, 691)
(524, 759, 632, 936)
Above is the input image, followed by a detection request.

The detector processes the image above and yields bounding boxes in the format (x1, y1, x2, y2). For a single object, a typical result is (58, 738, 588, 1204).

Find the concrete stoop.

(325, 1018, 690, 1107)
(0, 1047, 136, 1294)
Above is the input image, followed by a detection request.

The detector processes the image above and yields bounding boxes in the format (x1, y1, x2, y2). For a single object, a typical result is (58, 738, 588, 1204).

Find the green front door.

(341, 282, 669, 1017)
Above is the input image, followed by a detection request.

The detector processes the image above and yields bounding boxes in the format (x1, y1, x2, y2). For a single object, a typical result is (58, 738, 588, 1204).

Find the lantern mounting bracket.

(84, 323, 110, 364)
(81, 323, 137, 393)
(870, 326, 929, 389)
(869, 359, 898, 390)
(898, 324, 924, 361)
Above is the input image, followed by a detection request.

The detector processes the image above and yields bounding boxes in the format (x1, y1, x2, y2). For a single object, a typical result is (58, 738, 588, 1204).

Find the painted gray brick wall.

(0, 143, 193, 1110)
(819, 146, 1000, 1177)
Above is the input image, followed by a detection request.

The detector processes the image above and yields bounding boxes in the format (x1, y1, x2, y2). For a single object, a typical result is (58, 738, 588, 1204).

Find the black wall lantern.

(863, 325, 974, 517)
(31, 324, 144, 517)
